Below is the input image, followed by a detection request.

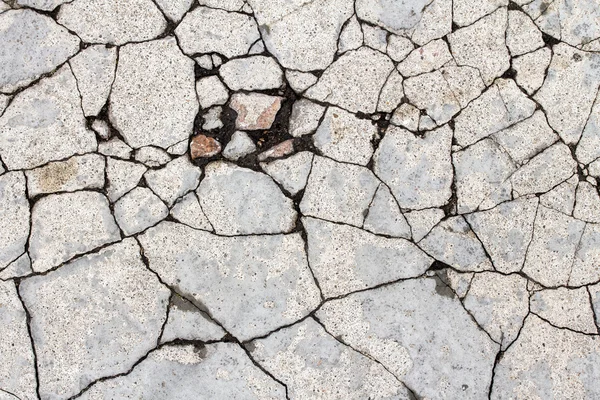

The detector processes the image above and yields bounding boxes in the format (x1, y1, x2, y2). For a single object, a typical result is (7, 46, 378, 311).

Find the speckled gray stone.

(260, 151, 313, 196)
(144, 155, 201, 207)
(363, 184, 412, 238)
(109, 37, 198, 149)
(29, 191, 121, 272)
(106, 157, 147, 202)
(20, 239, 170, 400)
(169, 192, 213, 231)
(80, 344, 286, 400)
(219, 56, 283, 91)
(160, 294, 225, 343)
(317, 278, 498, 399)
(138, 221, 321, 341)
(0, 9, 79, 92)
(0, 172, 29, 271)
(114, 187, 168, 236)
(0, 65, 97, 170)
(197, 162, 297, 235)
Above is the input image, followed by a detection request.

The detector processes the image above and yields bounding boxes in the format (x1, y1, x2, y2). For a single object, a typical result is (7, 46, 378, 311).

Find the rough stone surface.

(0, 172, 30, 270)
(109, 38, 198, 149)
(114, 187, 168, 236)
(230, 93, 283, 131)
(139, 222, 321, 341)
(145, 155, 202, 207)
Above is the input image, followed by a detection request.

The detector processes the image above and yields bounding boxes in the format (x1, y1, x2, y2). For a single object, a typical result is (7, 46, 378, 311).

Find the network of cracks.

(1, 0, 600, 399)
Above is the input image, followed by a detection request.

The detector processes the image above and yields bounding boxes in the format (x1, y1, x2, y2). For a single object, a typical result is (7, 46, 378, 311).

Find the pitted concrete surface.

(1, 1, 600, 399)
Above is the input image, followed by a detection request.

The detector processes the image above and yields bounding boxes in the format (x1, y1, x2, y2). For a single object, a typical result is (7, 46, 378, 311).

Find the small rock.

(257, 139, 294, 162)
(190, 134, 222, 159)
(223, 131, 256, 161)
(230, 93, 283, 130)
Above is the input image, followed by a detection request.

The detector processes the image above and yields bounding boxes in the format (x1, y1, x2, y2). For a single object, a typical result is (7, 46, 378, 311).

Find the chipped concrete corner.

(0, 0, 599, 399)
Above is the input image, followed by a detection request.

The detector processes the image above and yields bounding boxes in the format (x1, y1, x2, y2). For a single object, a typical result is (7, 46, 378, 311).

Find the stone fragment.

(420, 216, 494, 272)
(454, 79, 536, 146)
(397, 39, 453, 77)
(230, 93, 283, 130)
(289, 99, 325, 138)
(134, 146, 171, 167)
(463, 272, 529, 349)
(522, 206, 586, 287)
(195, 76, 229, 109)
(195, 55, 213, 70)
(197, 162, 296, 235)
(139, 222, 321, 341)
(29, 191, 121, 272)
(492, 110, 558, 165)
(69, 45, 117, 116)
(314, 107, 377, 165)
(510, 143, 577, 196)
(0, 9, 79, 92)
(531, 287, 597, 334)
(91, 119, 111, 140)
(539, 175, 578, 215)
(466, 197, 538, 274)
(110, 37, 198, 149)
(576, 90, 600, 164)
(114, 187, 168, 236)
(390, 103, 420, 130)
(453, 138, 516, 213)
(570, 223, 600, 286)
(154, 0, 193, 22)
(57, 0, 166, 45)
(106, 158, 147, 202)
(145, 155, 202, 207)
(15, 0, 69, 10)
(300, 156, 379, 227)
(305, 47, 394, 113)
(441, 64, 486, 107)
(248, 40, 265, 54)
(176, 7, 260, 57)
(535, 44, 600, 144)
(513, 47, 552, 94)
(573, 182, 600, 223)
(363, 184, 412, 238)
(222, 131, 256, 161)
(20, 239, 170, 400)
(285, 70, 318, 93)
(201, 106, 223, 130)
(25, 154, 105, 197)
(0, 65, 96, 170)
(161, 294, 225, 343)
(405, 208, 445, 242)
(338, 15, 363, 53)
(317, 278, 498, 399)
(404, 70, 460, 124)
(257, 139, 294, 162)
(82, 343, 285, 399)
(249, 0, 353, 71)
(377, 70, 404, 113)
(492, 315, 600, 399)
(0, 252, 32, 280)
(220, 56, 283, 91)
(453, 0, 507, 27)
(506, 10, 544, 56)
(198, 0, 244, 10)
(190, 134, 221, 159)
(362, 23, 387, 52)
(374, 125, 453, 209)
(305, 217, 430, 298)
(411, 0, 452, 45)
(98, 137, 132, 159)
(386, 35, 413, 62)
(167, 139, 188, 156)
(260, 151, 314, 196)
(0, 172, 29, 270)
(448, 8, 510, 85)
(0, 280, 37, 400)
(356, 0, 430, 34)
(169, 193, 213, 231)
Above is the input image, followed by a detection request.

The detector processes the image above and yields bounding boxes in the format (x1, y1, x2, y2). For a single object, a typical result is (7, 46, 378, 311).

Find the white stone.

(26, 154, 105, 197)
(404, 70, 461, 125)
(573, 181, 600, 223)
(387, 35, 414, 62)
(114, 187, 168, 236)
(362, 23, 388, 52)
(195, 75, 229, 109)
(222, 131, 256, 161)
(0, 172, 29, 270)
(374, 125, 453, 209)
(397, 39, 453, 77)
(229, 93, 283, 130)
(356, 0, 430, 34)
(57, 0, 166, 45)
(305, 47, 394, 113)
(300, 156, 379, 227)
(144, 155, 201, 207)
(20, 239, 170, 400)
(134, 146, 171, 167)
(289, 99, 325, 138)
(338, 15, 363, 54)
(154, 0, 193, 22)
(139, 222, 321, 341)
(0, 65, 97, 170)
(197, 162, 297, 235)
(29, 191, 121, 272)
(405, 208, 445, 242)
(98, 137, 132, 159)
(219, 56, 283, 91)
(260, 151, 314, 196)
(364, 184, 412, 238)
(377, 70, 404, 113)
(453, 0, 507, 27)
(0, 9, 79, 92)
(531, 287, 597, 334)
(169, 192, 213, 231)
(161, 294, 225, 343)
(506, 10, 544, 56)
(513, 47, 552, 95)
(314, 107, 377, 165)
(110, 38, 198, 149)
(285, 70, 318, 93)
(106, 158, 147, 202)
(411, 0, 452, 45)
(69, 45, 117, 117)
(176, 7, 260, 57)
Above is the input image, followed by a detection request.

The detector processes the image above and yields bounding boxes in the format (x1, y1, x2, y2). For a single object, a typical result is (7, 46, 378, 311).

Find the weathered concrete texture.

(0, 172, 29, 270)
(139, 222, 321, 341)
(20, 239, 170, 400)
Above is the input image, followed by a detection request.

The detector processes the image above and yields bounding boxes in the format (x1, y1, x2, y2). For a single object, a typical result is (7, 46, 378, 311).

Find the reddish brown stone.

(258, 139, 294, 161)
(190, 134, 221, 159)
(229, 93, 283, 130)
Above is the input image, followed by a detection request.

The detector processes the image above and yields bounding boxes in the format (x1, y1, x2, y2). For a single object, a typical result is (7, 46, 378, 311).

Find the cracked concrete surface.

(0, 0, 600, 399)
